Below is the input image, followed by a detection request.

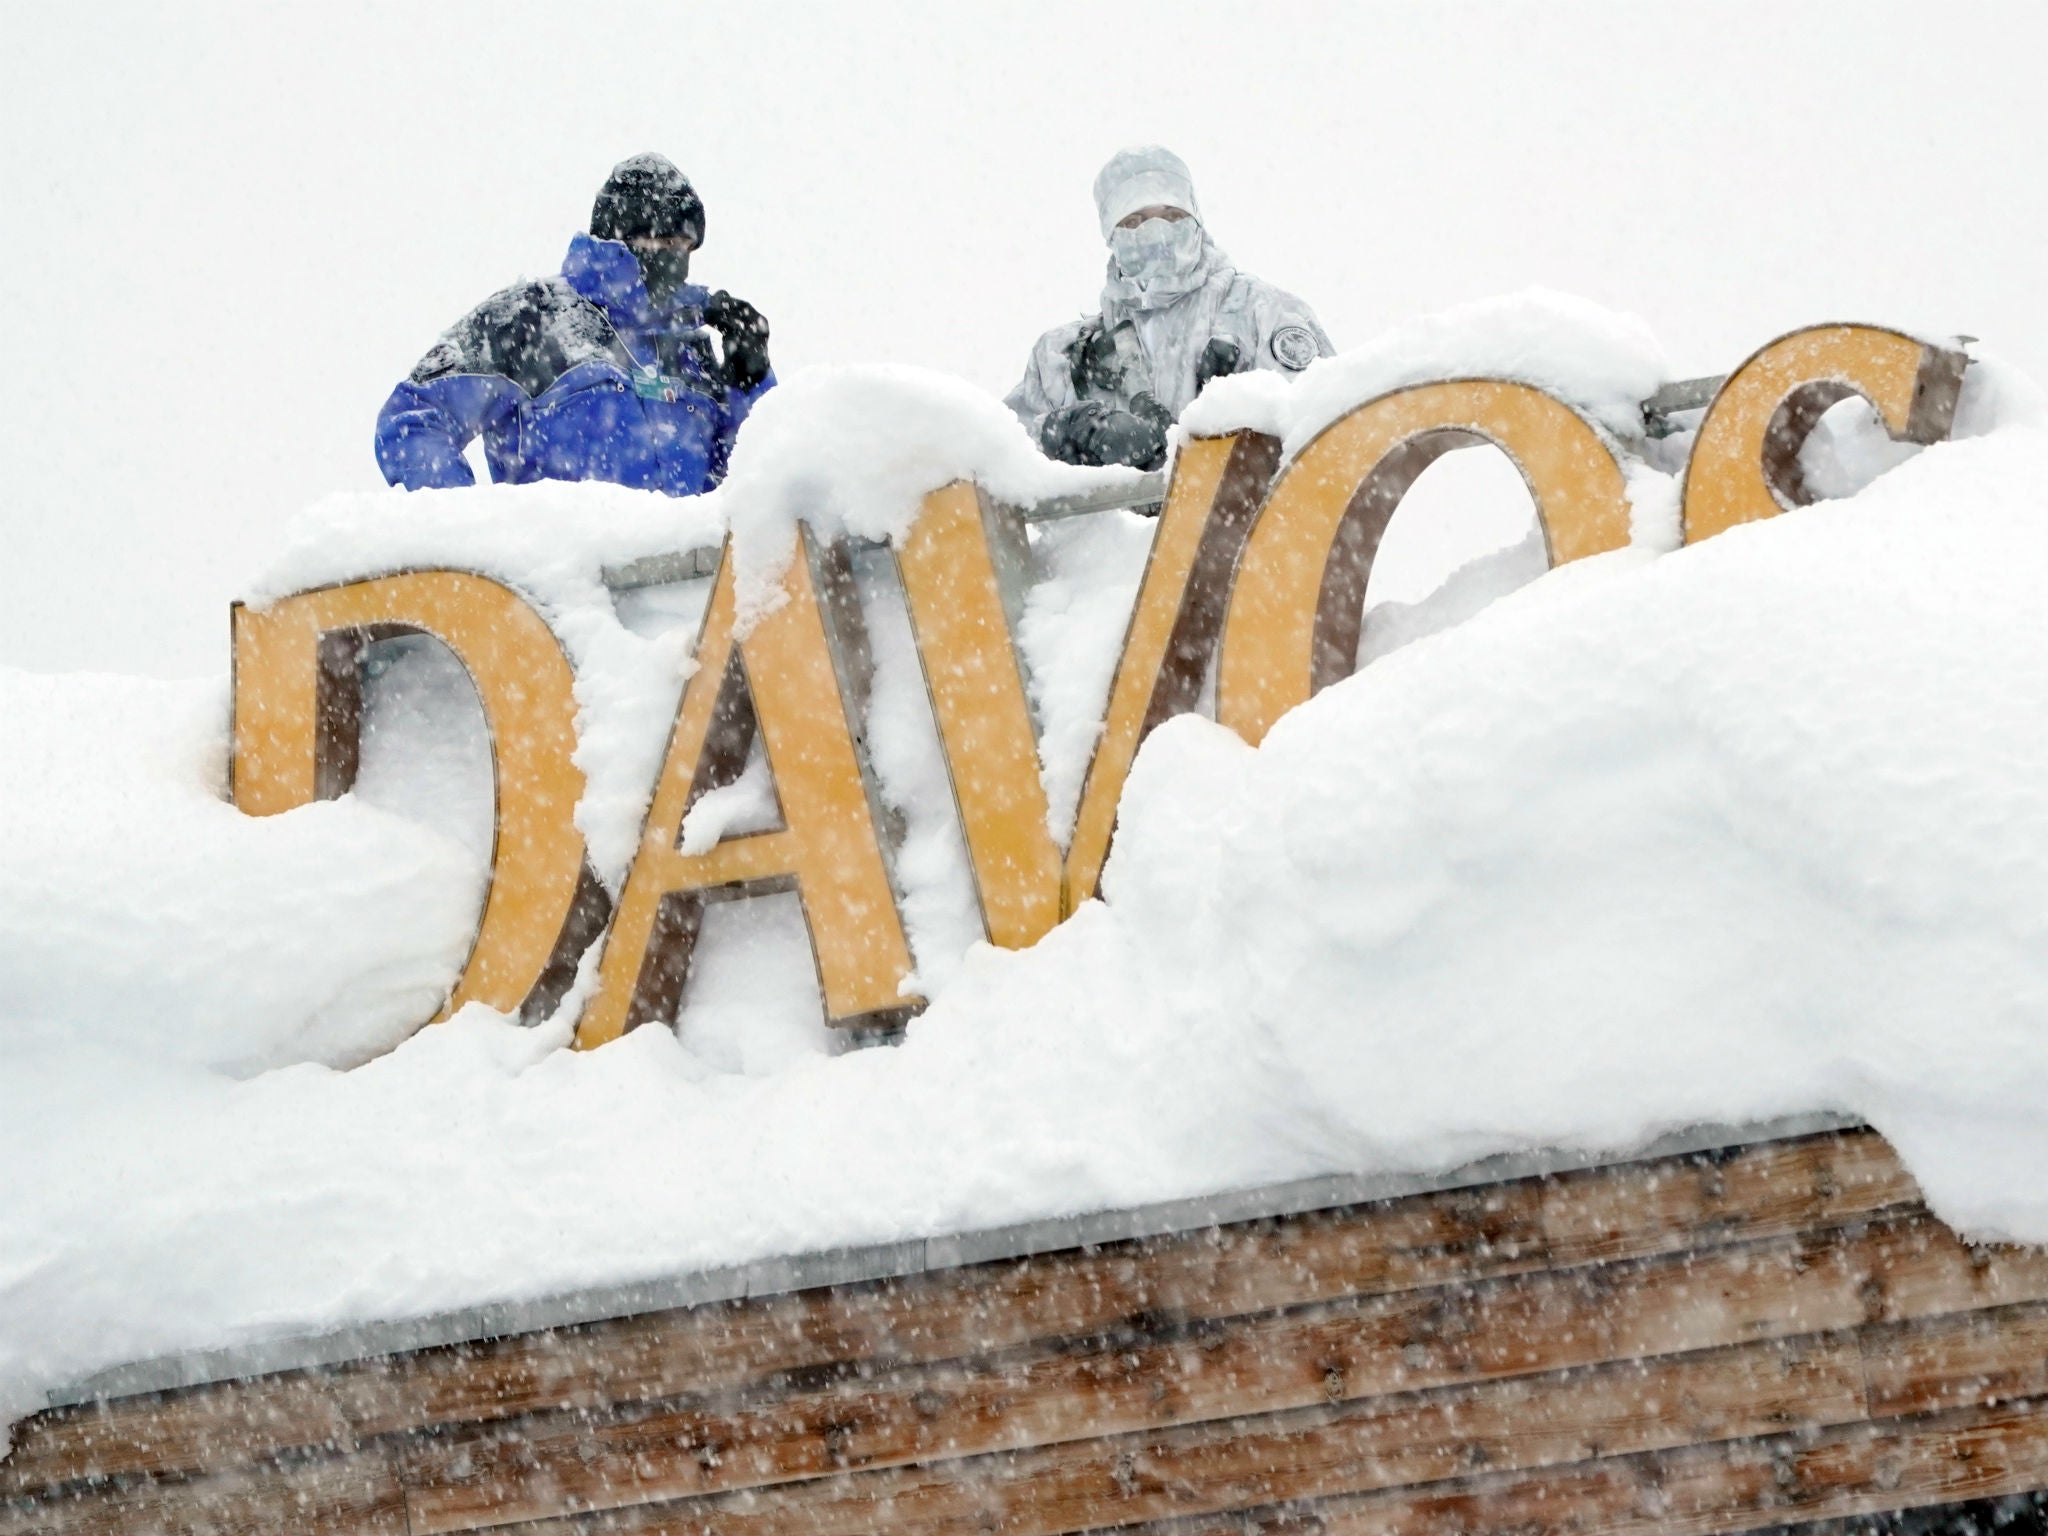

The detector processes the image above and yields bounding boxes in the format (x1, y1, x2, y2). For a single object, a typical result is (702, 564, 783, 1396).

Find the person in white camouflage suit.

(1006, 145, 1333, 473)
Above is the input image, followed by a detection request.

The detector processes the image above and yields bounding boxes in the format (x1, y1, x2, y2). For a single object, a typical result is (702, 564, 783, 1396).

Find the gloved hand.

(1128, 391, 1175, 437)
(1194, 337, 1244, 394)
(1038, 400, 1168, 471)
(1065, 320, 1123, 397)
(703, 290, 771, 392)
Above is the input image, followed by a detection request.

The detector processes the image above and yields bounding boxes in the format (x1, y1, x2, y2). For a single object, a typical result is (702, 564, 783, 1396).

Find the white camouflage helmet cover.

(1093, 146, 1201, 241)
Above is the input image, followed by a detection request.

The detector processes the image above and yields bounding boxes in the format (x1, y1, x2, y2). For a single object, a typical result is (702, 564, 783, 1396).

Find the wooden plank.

(404, 1213, 2035, 1532)
(2, 1130, 1916, 1497)
(0, 1448, 405, 1536)
(1861, 1300, 2048, 1417)
(1538, 1129, 1912, 1268)
(1254, 1398, 2048, 1536)
(482, 1336, 1865, 1536)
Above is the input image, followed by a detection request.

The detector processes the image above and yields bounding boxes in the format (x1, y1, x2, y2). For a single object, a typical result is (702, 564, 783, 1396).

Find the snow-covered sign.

(229, 321, 1967, 1054)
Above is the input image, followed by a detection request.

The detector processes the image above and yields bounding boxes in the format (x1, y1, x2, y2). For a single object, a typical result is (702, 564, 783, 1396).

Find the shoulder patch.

(1270, 325, 1319, 371)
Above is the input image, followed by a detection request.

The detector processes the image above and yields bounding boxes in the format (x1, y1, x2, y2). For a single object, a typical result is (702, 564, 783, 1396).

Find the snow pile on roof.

(1109, 429, 2048, 1193)
(4, 296, 2048, 1446)
(0, 670, 478, 1075)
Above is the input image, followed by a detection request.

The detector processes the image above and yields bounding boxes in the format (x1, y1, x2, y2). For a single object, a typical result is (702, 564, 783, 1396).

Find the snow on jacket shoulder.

(1005, 261, 1331, 447)
(374, 234, 772, 497)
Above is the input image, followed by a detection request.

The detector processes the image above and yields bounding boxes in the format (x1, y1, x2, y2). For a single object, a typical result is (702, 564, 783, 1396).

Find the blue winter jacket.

(374, 234, 773, 496)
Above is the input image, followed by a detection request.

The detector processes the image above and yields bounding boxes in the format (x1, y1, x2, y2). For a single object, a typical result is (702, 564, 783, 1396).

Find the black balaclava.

(590, 153, 705, 305)
(634, 246, 693, 307)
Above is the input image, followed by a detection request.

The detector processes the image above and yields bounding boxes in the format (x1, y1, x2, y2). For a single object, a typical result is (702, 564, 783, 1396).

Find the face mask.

(633, 246, 693, 305)
(1109, 216, 1204, 298)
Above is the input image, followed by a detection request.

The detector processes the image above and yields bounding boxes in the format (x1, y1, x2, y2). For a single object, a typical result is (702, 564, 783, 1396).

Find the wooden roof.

(8, 1120, 2048, 1535)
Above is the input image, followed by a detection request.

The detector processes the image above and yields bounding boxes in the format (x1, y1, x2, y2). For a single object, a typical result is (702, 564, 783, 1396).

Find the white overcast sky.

(2, 1, 2041, 674)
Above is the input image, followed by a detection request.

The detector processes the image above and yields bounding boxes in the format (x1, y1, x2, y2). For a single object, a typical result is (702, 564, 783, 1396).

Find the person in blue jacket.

(375, 154, 773, 495)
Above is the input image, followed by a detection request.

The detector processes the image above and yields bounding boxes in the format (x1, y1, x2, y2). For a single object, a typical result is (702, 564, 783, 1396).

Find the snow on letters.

(229, 317, 1970, 1050)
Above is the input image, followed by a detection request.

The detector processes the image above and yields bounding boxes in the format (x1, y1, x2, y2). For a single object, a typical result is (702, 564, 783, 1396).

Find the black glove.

(1038, 400, 1168, 471)
(703, 290, 771, 393)
(1064, 319, 1123, 397)
(1194, 337, 1245, 395)
(1128, 391, 1175, 436)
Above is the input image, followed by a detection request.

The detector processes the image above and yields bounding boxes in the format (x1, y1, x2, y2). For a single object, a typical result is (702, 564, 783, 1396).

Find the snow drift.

(3, 292, 2045, 1446)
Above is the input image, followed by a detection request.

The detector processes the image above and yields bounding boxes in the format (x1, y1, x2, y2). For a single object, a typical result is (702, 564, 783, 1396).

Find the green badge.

(631, 366, 677, 403)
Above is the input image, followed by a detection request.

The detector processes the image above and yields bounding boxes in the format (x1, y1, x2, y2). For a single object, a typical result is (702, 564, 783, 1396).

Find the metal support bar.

(1642, 374, 1728, 439)
(601, 381, 1747, 594)
(1642, 375, 1726, 419)
(598, 547, 723, 590)
(1018, 471, 1167, 523)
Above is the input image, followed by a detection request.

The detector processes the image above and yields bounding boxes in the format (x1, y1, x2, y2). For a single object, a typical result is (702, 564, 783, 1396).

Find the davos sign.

(229, 324, 1968, 1051)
